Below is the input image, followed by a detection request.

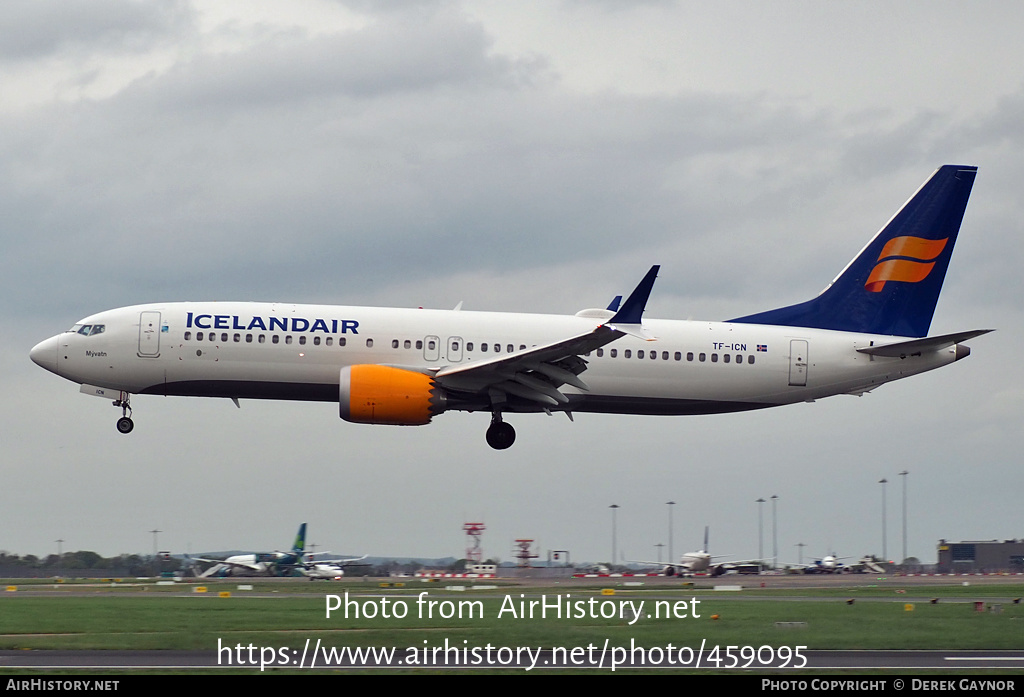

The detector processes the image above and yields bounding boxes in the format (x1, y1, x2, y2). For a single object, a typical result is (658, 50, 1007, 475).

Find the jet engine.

(339, 365, 447, 425)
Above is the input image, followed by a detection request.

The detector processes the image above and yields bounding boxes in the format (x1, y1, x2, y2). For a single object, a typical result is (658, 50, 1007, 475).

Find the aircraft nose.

(30, 335, 60, 375)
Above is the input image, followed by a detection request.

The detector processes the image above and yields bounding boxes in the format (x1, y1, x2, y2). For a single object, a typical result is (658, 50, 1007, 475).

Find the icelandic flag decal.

(757, 344, 768, 352)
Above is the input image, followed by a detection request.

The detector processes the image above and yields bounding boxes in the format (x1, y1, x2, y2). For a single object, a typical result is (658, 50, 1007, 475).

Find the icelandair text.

(186, 312, 358, 334)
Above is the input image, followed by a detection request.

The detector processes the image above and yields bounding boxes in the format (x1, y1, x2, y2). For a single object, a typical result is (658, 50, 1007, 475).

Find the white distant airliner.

(797, 554, 851, 574)
(192, 523, 365, 578)
(31, 166, 989, 449)
(634, 526, 761, 577)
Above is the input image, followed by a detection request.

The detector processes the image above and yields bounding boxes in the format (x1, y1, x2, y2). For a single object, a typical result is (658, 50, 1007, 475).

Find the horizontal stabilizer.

(856, 329, 992, 357)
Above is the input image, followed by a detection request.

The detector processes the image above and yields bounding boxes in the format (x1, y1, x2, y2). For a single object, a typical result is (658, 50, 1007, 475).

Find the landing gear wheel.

(114, 391, 134, 434)
(485, 420, 516, 450)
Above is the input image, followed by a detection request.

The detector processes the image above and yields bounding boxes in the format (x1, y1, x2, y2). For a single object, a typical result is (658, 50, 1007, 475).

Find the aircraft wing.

(635, 556, 760, 566)
(714, 558, 766, 568)
(191, 557, 264, 572)
(630, 559, 689, 569)
(301, 555, 368, 567)
(434, 266, 659, 408)
(783, 557, 849, 568)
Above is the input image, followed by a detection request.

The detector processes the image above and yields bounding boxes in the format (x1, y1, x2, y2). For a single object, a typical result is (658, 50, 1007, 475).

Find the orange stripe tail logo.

(864, 236, 948, 293)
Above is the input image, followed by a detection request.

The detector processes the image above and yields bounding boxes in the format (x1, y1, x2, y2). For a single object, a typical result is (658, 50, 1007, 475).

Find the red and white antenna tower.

(514, 539, 538, 568)
(463, 522, 486, 563)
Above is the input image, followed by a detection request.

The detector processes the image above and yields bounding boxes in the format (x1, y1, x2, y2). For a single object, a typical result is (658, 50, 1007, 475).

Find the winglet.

(606, 295, 623, 312)
(608, 266, 659, 325)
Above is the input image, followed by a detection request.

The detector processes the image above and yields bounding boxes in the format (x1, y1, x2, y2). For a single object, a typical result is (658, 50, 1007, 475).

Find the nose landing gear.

(113, 392, 134, 434)
(485, 413, 515, 450)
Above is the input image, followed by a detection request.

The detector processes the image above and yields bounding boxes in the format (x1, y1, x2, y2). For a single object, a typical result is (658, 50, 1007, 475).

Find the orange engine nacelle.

(339, 365, 447, 425)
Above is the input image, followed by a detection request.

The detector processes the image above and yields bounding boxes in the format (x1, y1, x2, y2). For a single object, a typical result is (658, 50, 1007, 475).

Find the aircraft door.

(446, 336, 463, 363)
(789, 339, 808, 386)
(138, 311, 161, 357)
(423, 335, 440, 362)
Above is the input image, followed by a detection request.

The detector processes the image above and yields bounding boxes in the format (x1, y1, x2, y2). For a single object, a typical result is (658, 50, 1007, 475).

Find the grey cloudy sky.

(3, 1, 1022, 565)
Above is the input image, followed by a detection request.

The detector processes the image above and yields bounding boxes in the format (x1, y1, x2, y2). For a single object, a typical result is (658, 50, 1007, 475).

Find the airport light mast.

(899, 470, 909, 564)
(756, 498, 766, 565)
(149, 528, 162, 576)
(610, 503, 620, 568)
(667, 501, 676, 564)
(770, 496, 778, 569)
(879, 478, 888, 562)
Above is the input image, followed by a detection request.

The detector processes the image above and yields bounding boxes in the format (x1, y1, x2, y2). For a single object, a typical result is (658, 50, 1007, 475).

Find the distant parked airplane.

(634, 527, 761, 577)
(193, 523, 364, 578)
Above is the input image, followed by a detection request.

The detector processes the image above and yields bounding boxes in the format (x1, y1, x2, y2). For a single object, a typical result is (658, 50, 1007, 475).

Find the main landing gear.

(485, 413, 515, 450)
(113, 391, 134, 434)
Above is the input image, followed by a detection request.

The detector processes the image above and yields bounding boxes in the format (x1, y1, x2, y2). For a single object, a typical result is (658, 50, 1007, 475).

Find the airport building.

(937, 539, 1024, 573)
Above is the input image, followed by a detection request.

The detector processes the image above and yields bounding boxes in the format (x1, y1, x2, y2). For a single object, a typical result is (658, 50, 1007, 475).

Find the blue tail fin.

(292, 523, 307, 555)
(730, 165, 977, 337)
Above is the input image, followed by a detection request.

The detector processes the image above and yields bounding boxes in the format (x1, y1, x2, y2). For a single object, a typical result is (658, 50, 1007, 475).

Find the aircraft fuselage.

(32, 301, 959, 416)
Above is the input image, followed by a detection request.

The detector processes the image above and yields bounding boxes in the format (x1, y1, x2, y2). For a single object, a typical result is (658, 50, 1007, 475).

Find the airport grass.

(2, 580, 1023, 653)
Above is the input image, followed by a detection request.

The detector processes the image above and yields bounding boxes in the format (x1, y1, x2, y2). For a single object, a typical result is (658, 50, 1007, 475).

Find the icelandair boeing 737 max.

(31, 166, 989, 449)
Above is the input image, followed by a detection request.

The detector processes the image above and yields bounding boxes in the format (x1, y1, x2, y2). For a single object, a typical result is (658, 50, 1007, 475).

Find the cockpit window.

(71, 324, 105, 336)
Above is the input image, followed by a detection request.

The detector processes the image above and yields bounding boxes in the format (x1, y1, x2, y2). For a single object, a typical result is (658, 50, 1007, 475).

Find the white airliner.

(300, 561, 365, 581)
(792, 554, 851, 574)
(634, 527, 760, 577)
(192, 522, 312, 578)
(192, 523, 366, 578)
(31, 166, 989, 449)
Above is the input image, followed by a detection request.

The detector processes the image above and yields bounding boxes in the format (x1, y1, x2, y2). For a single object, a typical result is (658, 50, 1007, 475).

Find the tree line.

(0, 551, 181, 576)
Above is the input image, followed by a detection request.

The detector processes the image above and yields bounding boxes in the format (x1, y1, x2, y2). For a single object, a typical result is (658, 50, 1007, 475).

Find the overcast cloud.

(3, 1, 1022, 566)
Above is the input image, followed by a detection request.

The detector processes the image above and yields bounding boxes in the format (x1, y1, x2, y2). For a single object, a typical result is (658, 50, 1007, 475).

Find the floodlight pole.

(770, 495, 778, 569)
(899, 470, 909, 564)
(150, 529, 162, 576)
(879, 479, 888, 562)
(756, 498, 766, 564)
(609, 504, 619, 568)
(666, 501, 676, 563)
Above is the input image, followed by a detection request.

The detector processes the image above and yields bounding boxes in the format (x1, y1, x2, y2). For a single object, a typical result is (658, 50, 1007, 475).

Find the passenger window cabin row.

(182, 333, 527, 352)
(593, 347, 755, 364)
(180, 332, 755, 365)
